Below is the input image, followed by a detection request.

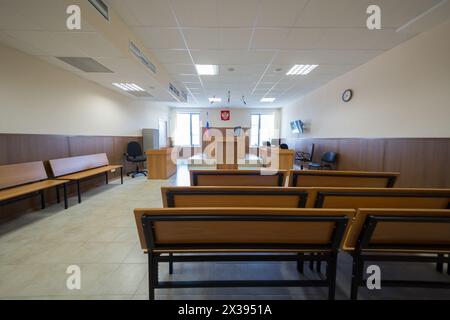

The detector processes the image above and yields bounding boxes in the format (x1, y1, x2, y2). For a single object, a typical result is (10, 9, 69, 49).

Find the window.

(174, 113, 200, 146)
(250, 114, 275, 147)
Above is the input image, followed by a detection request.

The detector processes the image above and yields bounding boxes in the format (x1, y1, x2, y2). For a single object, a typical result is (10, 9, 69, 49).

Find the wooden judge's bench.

(202, 127, 249, 170)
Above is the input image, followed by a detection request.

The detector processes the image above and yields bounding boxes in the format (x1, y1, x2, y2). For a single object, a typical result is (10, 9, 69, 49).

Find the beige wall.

(0, 43, 169, 137)
(281, 20, 450, 139)
(170, 107, 281, 137)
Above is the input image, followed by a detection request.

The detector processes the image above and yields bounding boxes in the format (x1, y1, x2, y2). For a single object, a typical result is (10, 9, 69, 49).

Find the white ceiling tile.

(151, 49, 193, 64)
(133, 27, 185, 49)
(257, 0, 309, 27)
(220, 28, 252, 49)
(175, 74, 201, 82)
(171, 0, 218, 27)
(217, 0, 259, 27)
(163, 63, 196, 74)
(109, 0, 177, 27)
(283, 28, 325, 50)
(295, 0, 443, 29)
(251, 28, 290, 49)
(295, 0, 367, 28)
(183, 28, 220, 49)
(220, 64, 267, 75)
(315, 28, 414, 50)
(273, 50, 383, 65)
(191, 49, 276, 65)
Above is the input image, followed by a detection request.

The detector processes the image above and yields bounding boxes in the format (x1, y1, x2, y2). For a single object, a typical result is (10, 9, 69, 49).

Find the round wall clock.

(342, 89, 353, 102)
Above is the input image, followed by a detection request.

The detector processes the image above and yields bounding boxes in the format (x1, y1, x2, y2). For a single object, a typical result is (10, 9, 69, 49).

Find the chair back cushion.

(127, 141, 143, 157)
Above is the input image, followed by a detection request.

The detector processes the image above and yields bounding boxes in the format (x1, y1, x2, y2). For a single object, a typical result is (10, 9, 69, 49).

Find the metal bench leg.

(447, 255, 450, 276)
(77, 180, 81, 203)
(63, 183, 68, 209)
(169, 253, 174, 274)
(40, 190, 45, 209)
(316, 254, 322, 274)
(437, 254, 444, 273)
(56, 185, 60, 203)
(309, 253, 315, 271)
(149, 253, 157, 300)
(327, 252, 337, 300)
(351, 256, 363, 300)
(120, 167, 123, 184)
(297, 253, 304, 274)
(105, 172, 109, 185)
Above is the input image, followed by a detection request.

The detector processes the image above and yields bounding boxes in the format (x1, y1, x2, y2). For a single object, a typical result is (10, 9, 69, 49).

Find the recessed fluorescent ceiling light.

(196, 64, 218, 75)
(209, 97, 222, 102)
(113, 83, 145, 92)
(286, 65, 318, 75)
(261, 98, 276, 103)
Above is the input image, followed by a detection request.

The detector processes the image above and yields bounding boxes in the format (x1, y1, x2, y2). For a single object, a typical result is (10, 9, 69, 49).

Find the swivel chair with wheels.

(124, 142, 147, 178)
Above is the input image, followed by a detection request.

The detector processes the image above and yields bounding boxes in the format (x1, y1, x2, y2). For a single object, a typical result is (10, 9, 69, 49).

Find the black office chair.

(308, 151, 337, 170)
(124, 142, 147, 178)
(296, 144, 315, 169)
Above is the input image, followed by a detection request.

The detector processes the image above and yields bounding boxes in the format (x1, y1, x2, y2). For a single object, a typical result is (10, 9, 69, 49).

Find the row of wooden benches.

(189, 169, 399, 188)
(0, 153, 122, 211)
(135, 185, 450, 300)
(136, 207, 450, 300)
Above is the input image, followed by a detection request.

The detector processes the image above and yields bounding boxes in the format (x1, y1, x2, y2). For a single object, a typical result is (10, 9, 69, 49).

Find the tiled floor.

(0, 166, 449, 300)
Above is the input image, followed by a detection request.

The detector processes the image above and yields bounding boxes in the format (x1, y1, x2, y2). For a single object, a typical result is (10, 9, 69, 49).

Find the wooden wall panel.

(0, 133, 142, 223)
(288, 137, 450, 188)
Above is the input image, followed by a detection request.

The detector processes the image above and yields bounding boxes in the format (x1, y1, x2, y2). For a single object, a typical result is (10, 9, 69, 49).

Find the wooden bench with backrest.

(162, 186, 311, 208)
(345, 208, 450, 299)
(289, 170, 399, 188)
(134, 207, 354, 300)
(312, 187, 450, 210)
(49, 153, 123, 203)
(161, 185, 313, 274)
(310, 187, 450, 275)
(190, 169, 288, 186)
(0, 161, 69, 210)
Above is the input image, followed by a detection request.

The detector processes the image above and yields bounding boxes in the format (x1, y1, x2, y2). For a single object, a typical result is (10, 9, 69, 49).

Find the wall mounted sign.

(221, 110, 230, 121)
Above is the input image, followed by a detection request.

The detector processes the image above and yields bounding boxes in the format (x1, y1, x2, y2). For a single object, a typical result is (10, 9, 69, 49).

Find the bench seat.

(55, 165, 122, 181)
(0, 161, 69, 210)
(0, 179, 68, 202)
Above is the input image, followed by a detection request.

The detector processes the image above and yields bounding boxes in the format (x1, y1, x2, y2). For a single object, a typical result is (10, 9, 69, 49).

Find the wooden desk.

(146, 148, 177, 179)
(260, 147, 295, 170)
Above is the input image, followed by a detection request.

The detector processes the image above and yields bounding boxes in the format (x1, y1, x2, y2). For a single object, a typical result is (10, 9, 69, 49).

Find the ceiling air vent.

(129, 41, 156, 74)
(88, 0, 109, 21)
(56, 57, 113, 73)
(169, 83, 188, 102)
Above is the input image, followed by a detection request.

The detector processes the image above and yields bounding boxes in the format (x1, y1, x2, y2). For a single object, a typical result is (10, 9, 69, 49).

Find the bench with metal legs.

(349, 212, 450, 300)
(134, 208, 352, 300)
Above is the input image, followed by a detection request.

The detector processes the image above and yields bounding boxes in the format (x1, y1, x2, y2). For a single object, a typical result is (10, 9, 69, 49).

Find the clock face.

(342, 89, 353, 102)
